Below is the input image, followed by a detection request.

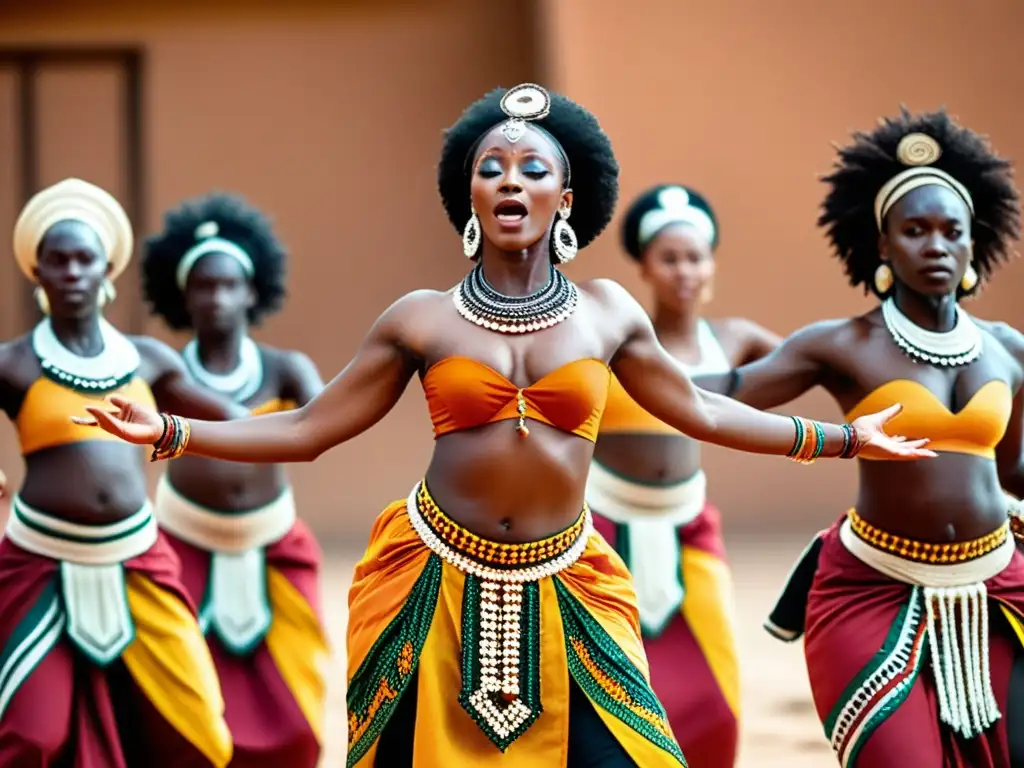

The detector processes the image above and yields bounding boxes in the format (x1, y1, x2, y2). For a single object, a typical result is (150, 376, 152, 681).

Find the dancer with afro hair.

(698, 108, 1024, 766)
(81, 86, 929, 767)
(143, 191, 328, 768)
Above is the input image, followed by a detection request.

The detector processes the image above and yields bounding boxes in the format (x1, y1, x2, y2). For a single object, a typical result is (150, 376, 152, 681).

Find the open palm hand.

(851, 403, 937, 460)
(71, 395, 164, 446)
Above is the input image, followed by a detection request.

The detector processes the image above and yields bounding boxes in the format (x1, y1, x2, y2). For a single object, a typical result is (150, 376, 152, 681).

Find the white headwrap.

(12, 178, 134, 282)
(637, 187, 717, 249)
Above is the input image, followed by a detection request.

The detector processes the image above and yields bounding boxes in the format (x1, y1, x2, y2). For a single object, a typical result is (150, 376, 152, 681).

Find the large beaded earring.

(552, 206, 578, 264)
(463, 207, 481, 259)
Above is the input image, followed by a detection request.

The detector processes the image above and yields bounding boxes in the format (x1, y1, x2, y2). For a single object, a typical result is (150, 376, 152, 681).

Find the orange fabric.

(249, 397, 298, 416)
(845, 379, 1011, 459)
(346, 499, 683, 767)
(422, 357, 610, 442)
(16, 376, 157, 456)
(599, 373, 679, 435)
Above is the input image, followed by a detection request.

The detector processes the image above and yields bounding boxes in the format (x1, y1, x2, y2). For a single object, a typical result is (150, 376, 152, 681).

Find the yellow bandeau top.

(16, 376, 157, 456)
(600, 319, 731, 435)
(600, 374, 679, 435)
(845, 379, 1012, 460)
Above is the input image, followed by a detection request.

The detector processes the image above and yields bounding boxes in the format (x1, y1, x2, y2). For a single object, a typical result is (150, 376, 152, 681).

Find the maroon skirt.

(0, 531, 232, 767)
(769, 516, 1024, 767)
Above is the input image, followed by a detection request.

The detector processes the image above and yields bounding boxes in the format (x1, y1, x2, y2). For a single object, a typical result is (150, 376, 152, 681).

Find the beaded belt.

(406, 481, 592, 748)
(848, 508, 1008, 564)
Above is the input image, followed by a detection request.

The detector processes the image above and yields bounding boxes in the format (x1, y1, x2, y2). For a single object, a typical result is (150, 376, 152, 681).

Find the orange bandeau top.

(845, 379, 1012, 460)
(16, 376, 157, 456)
(422, 356, 610, 442)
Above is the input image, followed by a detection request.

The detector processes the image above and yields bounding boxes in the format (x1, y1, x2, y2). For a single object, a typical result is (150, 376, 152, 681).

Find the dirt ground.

(317, 532, 835, 767)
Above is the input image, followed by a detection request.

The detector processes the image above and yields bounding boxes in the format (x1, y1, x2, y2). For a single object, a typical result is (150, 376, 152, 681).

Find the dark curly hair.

(437, 86, 619, 261)
(620, 184, 719, 260)
(819, 107, 1020, 297)
(142, 192, 287, 330)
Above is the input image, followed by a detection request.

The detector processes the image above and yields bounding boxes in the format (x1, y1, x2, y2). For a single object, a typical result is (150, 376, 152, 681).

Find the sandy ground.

(317, 532, 835, 767)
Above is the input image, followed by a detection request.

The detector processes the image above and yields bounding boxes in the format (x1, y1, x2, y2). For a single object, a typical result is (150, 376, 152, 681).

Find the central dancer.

(77, 84, 933, 767)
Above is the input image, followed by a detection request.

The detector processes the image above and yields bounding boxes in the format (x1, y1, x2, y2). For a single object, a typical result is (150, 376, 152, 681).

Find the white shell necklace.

(881, 297, 982, 367)
(32, 318, 140, 394)
(182, 336, 263, 402)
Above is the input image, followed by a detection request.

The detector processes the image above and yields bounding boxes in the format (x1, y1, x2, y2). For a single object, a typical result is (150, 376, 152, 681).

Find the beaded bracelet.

(150, 413, 191, 462)
(788, 417, 861, 463)
(839, 423, 863, 459)
(787, 416, 820, 464)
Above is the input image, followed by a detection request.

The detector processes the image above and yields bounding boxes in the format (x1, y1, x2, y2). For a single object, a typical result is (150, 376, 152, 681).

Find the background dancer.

(77, 85, 931, 768)
(0, 178, 243, 767)
(697, 109, 1024, 766)
(142, 191, 328, 768)
(590, 183, 780, 767)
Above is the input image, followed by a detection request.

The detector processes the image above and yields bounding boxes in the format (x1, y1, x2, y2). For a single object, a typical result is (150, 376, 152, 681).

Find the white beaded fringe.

(924, 584, 1000, 738)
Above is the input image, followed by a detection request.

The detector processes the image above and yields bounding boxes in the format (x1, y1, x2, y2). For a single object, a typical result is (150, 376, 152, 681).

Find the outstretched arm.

(78, 293, 428, 463)
(602, 282, 932, 461)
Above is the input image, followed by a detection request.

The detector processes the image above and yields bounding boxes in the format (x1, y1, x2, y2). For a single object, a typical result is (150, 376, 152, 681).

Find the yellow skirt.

(345, 484, 686, 766)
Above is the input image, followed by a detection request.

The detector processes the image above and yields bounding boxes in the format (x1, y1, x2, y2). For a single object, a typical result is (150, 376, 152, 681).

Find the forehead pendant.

(499, 83, 551, 144)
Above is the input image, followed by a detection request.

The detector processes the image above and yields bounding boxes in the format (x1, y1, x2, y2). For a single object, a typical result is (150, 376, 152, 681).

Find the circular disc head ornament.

(896, 132, 942, 166)
(194, 220, 219, 240)
(500, 84, 551, 121)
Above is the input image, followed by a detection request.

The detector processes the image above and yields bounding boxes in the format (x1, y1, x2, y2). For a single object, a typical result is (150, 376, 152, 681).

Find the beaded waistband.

(848, 508, 1008, 565)
(407, 481, 591, 582)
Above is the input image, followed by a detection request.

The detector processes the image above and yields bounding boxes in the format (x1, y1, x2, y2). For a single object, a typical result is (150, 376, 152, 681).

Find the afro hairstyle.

(620, 184, 719, 260)
(142, 192, 287, 330)
(819, 107, 1020, 298)
(437, 86, 619, 261)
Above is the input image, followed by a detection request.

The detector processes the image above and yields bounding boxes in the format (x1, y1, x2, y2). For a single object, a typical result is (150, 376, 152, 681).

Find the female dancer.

(589, 184, 780, 767)
(77, 84, 930, 768)
(142, 192, 328, 768)
(0, 178, 244, 766)
(697, 109, 1024, 765)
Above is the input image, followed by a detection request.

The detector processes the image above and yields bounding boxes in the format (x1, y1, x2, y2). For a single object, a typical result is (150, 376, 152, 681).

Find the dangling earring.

(463, 207, 481, 259)
(97, 278, 117, 308)
(552, 206, 578, 264)
(873, 263, 893, 295)
(700, 279, 714, 305)
(34, 286, 51, 316)
(960, 263, 978, 293)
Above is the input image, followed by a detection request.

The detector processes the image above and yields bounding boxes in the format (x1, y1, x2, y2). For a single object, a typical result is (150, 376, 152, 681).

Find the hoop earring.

(960, 263, 978, 293)
(463, 208, 481, 259)
(98, 278, 117, 308)
(552, 206, 578, 264)
(873, 263, 893, 295)
(34, 286, 51, 316)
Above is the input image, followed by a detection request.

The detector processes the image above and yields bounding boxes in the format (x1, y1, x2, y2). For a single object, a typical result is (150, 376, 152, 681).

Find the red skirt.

(593, 501, 740, 768)
(166, 519, 327, 768)
(0, 533, 232, 767)
(772, 517, 1024, 767)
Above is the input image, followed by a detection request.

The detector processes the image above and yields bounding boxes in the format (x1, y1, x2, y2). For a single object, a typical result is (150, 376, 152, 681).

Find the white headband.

(872, 133, 975, 230)
(13, 178, 134, 282)
(176, 223, 255, 290)
(637, 187, 716, 249)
